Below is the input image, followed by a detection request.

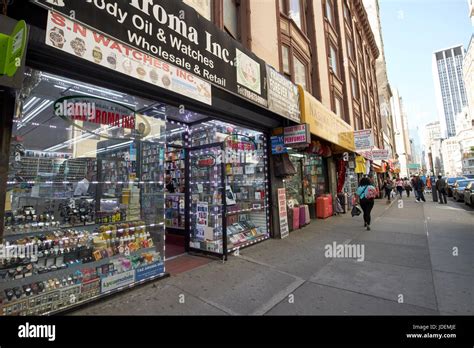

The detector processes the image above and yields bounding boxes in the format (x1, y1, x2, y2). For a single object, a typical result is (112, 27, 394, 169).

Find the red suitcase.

(317, 195, 333, 219)
(292, 207, 300, 230)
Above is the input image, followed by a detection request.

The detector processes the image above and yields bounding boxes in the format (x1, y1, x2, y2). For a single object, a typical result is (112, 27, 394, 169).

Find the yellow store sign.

(298, 87, 355, 152)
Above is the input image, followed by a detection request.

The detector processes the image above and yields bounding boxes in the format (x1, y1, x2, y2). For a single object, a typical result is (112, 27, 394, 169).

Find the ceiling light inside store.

(18, 100, 53, 130)
(53, 85, 136, 108)
(44, 73, 125, 98)
(22, 97, 40, 113)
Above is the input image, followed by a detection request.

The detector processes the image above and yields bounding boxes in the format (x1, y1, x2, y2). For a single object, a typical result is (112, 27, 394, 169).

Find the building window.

(280, 0, 306, 32)
(351, 74, 359, 99)
(325, 0, 335, 27)
(329, 44, 339, 77)
(282, 45, 291, 77)
(334, 95, 343, 119)
(346, 36, 355, 61)
(343, 0, 351, 24)
(223, 0, 239, 39)
(183, 0, 212, 21)
(293, 56, 308, 90)
(363, 92, 369, 112)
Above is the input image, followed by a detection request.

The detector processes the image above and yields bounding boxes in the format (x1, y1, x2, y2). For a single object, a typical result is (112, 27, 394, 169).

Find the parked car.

(446, 176, 466, 197)
(452, 179, 474, 202)
(464, 174, 474, 179)
(464, 182, 474, 206)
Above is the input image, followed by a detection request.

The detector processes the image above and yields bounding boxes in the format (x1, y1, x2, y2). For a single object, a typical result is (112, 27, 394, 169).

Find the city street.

(72, 196, 474, 316)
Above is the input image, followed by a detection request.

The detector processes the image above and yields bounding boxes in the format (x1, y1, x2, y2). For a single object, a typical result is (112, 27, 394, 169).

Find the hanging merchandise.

(355, 155, 366, 174)
(337, 158, 346, 193)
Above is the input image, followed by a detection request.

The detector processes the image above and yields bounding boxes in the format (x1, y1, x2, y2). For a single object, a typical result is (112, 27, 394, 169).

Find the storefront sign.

(354, 129, 374, 150)
(0, 16, 28, 88)
(283, 124, 310, 146)
(135, 262, 164, 282)
(101, 269, 135, 293)
(195, 154, 216, 168)
(408, 163, 421, 169)
(35, 0, 268, 107)
(299, 87, 355, 152)
(54, 96, 136, 129)
(266, 65, 300, 122)
(371, 149, 389, 161)
(271, 136, 286, 154)
(45, 12, 212, 105)
(277, 188, 289, 239)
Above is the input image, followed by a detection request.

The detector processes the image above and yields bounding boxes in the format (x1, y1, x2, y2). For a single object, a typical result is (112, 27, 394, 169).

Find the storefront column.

(0, 87, 15, 238)
(327, 157, 338, 213)
(268, 153, 284, 238)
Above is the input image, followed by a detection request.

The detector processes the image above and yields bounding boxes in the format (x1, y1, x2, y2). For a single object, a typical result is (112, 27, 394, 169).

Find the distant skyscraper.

(432, 45, 469, 138)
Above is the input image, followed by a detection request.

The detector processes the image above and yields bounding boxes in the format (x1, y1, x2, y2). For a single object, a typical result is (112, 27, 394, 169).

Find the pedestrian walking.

(396, 177, 404, 198)
(411, 175, 419, 201)
(356, 177, 377, 231)
(403, 177, 412, 197)
(414, 175, 426, 202)
(381, 178, 393, 203)
(435, 175, 447, 204)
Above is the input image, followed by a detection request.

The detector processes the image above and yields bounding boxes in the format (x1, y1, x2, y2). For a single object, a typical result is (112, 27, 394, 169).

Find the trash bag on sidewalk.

(351, 205, 362, 217)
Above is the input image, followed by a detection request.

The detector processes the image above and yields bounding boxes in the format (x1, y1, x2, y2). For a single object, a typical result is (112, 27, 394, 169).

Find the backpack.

(362, 185, 377, 200)
(365, 186, 377, 200)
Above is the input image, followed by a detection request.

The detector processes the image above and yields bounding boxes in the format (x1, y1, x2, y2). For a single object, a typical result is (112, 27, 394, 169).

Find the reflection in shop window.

(224, 0, 239, 39)
(182, 0, 212, 21)
(293, 56, 307, 90)
(289, 0, 302, 30)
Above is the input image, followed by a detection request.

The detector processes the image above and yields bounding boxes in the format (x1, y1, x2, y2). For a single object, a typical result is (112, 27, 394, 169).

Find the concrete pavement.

(71, 194, 474, 315)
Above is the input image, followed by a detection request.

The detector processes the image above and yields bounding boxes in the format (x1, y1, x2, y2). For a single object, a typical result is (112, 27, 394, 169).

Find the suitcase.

(292, 207, 300, 230)
(316, 195, 333, 219)
(287, 208, 294, 232)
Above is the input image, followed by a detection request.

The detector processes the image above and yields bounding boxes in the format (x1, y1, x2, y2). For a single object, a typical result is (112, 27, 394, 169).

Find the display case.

(187, 121, 270, 257)
(0, 70, 167, 316)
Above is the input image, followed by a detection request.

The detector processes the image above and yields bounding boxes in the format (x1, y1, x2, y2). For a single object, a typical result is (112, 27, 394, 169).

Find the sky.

(379, 0, 473, 141)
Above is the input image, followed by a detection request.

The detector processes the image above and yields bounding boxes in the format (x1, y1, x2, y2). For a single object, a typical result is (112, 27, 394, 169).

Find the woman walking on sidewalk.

(396, 177, 404, 198)
(382, 178, 393, 203)
(403, 177, 412, 197)
(356, 177, 377, 231)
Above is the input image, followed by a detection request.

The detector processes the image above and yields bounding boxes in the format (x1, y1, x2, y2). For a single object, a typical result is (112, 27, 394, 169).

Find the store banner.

(34, 0, 268, 107)
(101, 269, 135, 293)
(45, 12, 212, 105)
(299, 87, 355, 151)
(135, 262, 165, 282)
(0, 15, 28, 88)
(283, 124, 310, 146)
(371, 149, 389, 161)
(271, 136, 287, 154)
(266, 65, 300, 122)
(277, 188, 289, 239)
(354, 129, 374, 150)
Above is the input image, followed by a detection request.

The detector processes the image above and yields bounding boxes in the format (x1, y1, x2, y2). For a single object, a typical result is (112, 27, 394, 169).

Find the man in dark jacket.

(435, 175, 447, 204)
(414, 175, 426, 202)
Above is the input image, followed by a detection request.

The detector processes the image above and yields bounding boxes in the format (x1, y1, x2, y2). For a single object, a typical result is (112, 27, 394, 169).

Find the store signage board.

(283, 124, 310, 146)
(278, 188, 289, 239)
(354, 129, 374, 150)
(298, 87, 355, 152)
(45, 12, 212, 105)
(35, 0, 267, 107)
(196, 201, 212, 240)
(271, 136, 286, 154)
(195, 154, 216, 168)
(101, 269, 135, 293)
(0, 16, 28, 88)
(135, 262, 164, 282)
(52, 95, 153, 140)
(408, 163, 421, 169)
(266, 65, 300, 122)
(372, 149, 389, 161)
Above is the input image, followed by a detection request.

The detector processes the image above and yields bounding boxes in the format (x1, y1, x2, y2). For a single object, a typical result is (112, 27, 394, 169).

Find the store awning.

(298, 87, 355, 152)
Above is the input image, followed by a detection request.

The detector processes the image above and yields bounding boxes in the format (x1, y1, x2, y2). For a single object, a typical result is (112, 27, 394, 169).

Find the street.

(72, 195, 474, 316)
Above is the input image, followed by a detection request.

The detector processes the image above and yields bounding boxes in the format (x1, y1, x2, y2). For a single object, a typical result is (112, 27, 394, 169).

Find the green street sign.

(0, 20, 27, 77)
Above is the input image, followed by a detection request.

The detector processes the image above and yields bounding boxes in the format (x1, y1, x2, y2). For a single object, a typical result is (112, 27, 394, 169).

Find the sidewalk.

(71, 196, 474, 315)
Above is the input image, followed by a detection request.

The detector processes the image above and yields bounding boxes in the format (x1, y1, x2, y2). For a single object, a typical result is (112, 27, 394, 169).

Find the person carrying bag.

(356, 177, 377, 231)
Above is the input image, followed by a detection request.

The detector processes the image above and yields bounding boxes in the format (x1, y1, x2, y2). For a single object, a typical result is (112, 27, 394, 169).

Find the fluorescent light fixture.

(18, 100, 53, 129)
(53, 85, 136, 108)
(289, 153, 304, 158)
(23, 97, 40, 113)
(44, 73, 124, 97)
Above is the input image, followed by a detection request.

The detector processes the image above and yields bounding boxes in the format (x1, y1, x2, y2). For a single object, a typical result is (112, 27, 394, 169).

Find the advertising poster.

(271, 136, 286, 154)
(45, 11, 212, 105)
(35, 0, 268, 107)
(196, 201, 209, 240)
(284, 124, 310, 146)
(354, 129, 374, 150)
(278, 188, 289, 239)
(0, 15, 28, 88)
(371, 149, 390, 161)
(135, 262, 165, 282)
(101, 269, 135, 293)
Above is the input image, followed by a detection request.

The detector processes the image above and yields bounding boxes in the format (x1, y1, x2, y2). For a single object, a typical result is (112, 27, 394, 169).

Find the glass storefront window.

(1, 68, 167, 315)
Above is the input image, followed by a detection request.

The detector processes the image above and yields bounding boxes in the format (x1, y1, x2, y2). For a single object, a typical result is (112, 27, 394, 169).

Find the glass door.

(188, 144, 225, 256)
